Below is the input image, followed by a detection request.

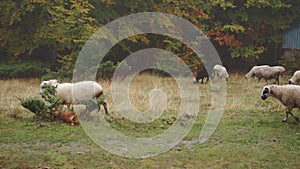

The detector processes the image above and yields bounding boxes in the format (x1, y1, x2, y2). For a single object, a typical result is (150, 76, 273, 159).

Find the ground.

(0, 74, 300, 168)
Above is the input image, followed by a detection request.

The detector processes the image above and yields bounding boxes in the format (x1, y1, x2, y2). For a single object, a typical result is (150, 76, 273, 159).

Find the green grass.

(1, 75, 300, 168)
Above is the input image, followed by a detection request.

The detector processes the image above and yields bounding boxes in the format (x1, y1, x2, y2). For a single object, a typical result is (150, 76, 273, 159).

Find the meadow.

(0, 74, 300, 168)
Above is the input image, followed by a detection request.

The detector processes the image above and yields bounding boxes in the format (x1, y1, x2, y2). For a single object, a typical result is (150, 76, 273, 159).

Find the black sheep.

(193, 69, 210, 84)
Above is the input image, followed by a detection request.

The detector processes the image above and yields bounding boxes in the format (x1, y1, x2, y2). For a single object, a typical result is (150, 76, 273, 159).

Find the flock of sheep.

(39, 64, 300, 123)
(194, 64, 300, 122)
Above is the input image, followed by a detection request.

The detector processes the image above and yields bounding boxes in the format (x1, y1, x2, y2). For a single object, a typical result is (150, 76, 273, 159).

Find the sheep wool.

(213, 64, 229, 81)
(254, 66, 285, 84)
(288, 70, 300, 84)
(261, 85, 300, 122)
(245, 65, 270, 79)
(40, 80, 108, 114)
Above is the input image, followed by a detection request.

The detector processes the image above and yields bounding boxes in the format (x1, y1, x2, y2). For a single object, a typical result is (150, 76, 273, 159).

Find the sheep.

(245, 65, 270, 79)
(288, 70, 300, 84)
(261, 85, 300, 122)
(212, 64, 229, 81)
(253, 66, 285, 84)
(193, 68, 210, 84)
(40, 80, 108, 114)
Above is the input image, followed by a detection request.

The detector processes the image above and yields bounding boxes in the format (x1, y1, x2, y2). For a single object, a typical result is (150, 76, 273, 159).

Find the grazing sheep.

(193, 68, 210, 84)
(253, 66, 285, 84)
(40, 80, 108, 114)
(212, 64, 229, 81)
(288, 70, 300, 84)
(261, 85, 300, 122)
(245, 65, 270, 79)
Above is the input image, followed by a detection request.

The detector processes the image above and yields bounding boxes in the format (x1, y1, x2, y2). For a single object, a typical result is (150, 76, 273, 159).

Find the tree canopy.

(0, 0, 299, 75)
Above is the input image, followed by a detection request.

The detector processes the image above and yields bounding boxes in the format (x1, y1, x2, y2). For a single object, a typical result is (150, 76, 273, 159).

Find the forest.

(0, 0, 300, 79)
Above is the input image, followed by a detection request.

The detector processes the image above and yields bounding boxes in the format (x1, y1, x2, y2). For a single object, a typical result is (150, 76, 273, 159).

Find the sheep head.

(261, 86, 271, 100)
(40, 79, 59, 94)
(288, 79, 294, 84)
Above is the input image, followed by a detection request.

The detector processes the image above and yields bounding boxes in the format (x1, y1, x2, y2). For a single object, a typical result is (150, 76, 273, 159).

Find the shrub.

(47, 60, 131, 81)
(20, 85, 62, 121)
(279, 49, 300, 75)
(0, 61, 49, 79)
(20, 98, 48, 118)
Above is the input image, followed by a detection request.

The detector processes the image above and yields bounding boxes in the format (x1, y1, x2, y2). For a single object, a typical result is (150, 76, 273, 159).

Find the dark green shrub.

(20, 85, 62, 120)
(41, 68, 72, 82)
(20, 98, 47, 118)
(0, 61, 49, 79)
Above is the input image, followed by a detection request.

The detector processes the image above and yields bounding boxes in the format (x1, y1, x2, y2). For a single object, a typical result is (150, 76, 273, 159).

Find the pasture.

(1, 74, 300, 168)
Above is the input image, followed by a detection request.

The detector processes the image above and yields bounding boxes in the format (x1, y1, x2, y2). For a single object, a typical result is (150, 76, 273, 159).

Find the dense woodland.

(0, 0, 300, 79)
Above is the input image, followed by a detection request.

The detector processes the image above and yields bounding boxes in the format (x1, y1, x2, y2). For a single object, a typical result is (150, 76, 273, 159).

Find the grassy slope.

(0, 74, 300, 168)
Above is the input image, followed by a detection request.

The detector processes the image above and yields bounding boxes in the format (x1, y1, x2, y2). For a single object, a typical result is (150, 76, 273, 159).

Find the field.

(1, 74, 300, 168)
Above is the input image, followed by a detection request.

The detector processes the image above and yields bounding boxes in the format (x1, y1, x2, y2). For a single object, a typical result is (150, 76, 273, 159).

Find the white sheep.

(253, 66, 285, 84)
(288, 70, 300, 84)
(261, 85, 300, 122)
(245, 65, 270, 79)
(40, 80, 108, 114)
(212, 64, 229, 81)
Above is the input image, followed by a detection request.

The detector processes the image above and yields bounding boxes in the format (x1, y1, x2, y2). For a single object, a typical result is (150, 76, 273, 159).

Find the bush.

(0, 61, 49, 79)
(40, 60, 133, 81)
(53, 60, 131, 81)
(20, 98, 48, 118)
(20, 85, 62, 121)
(279, 49, 300, 75)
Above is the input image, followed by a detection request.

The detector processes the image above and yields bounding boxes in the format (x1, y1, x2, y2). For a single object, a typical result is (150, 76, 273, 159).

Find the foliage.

(0, 0, 95, 74)
(40, 85, 61, 114)
(279, 49, 300, 74)
(0, 61, 48, 79)
(20, 97, 47, 118)
(159, 0, 300, 59)
(20, 85, 61, 120)
(1, 0, 300, 75)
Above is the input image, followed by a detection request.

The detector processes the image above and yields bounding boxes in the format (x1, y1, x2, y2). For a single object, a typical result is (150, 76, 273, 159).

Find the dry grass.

(0, 73, 290, 119)
(0, 79, 41, 118)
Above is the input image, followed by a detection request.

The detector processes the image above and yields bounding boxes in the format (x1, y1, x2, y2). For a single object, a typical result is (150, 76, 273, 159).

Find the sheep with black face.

(261, 85, 300, 122)
(288, 70, 300, 84)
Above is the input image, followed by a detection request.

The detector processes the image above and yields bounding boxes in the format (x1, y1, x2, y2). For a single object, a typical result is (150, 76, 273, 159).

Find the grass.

(0, 74, 300, 168)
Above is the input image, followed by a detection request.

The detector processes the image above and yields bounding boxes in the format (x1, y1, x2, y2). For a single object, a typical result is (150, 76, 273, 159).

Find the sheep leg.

(273, 78, 279, 84)
(102, 102, 108, 115)
(274, 74, 280, 84)
(265, 79, 268, 84)
(282, 111, 289, 122)
(288, 112, 299, 122)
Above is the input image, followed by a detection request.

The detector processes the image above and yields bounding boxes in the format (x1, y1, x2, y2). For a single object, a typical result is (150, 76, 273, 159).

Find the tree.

(0, 0, 95, 77)
(158, 0, 300, 61)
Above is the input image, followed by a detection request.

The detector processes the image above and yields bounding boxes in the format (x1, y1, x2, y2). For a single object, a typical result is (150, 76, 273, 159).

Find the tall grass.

(0, 79, 40, 118)
(1, 73, 299, 168)
(0, 73, 290, 123)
